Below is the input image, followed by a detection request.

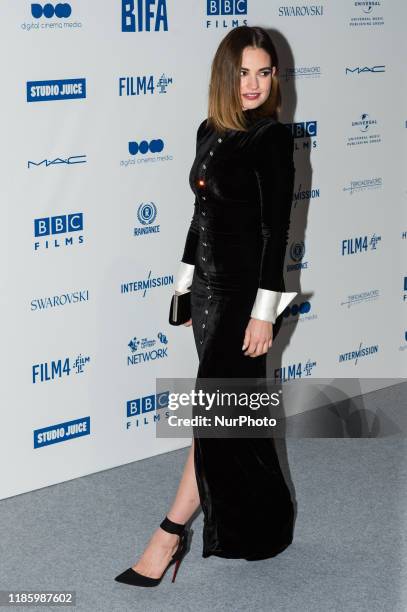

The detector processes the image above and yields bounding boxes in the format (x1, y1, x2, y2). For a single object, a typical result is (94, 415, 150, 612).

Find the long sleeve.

(174, 119, 206, 293)
(250, 123, 298, 324)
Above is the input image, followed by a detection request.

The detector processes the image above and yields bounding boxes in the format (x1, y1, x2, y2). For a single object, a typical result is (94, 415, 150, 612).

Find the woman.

(115, 25, 297, 587)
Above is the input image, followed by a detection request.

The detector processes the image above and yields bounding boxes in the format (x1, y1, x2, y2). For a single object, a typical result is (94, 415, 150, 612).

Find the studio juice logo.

(26, 78, 86, 102)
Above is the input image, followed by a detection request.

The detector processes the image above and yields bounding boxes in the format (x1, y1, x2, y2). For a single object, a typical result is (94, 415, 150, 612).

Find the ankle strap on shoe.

(160, 516, 185, 535)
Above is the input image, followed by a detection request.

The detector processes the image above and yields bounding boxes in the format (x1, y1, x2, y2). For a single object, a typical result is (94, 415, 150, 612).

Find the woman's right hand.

(183, 318, 192, 327)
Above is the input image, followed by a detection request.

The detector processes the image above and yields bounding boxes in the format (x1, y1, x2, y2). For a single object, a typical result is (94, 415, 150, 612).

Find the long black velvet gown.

(180, 109, 295, 561)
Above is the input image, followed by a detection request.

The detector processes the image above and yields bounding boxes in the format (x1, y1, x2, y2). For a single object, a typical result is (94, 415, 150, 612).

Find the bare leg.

(131, 438, 200, 578)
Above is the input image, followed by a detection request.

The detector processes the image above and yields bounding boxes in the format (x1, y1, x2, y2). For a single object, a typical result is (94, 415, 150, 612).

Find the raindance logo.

(347, 113, 381, 146)
(341, 233, 381, 255)
(343, 177, 382, 195)
(338, 342, 379, 365)
(274, 359, 317, 381)
(134, 202, 160, 236)
(287, 241, 309, 271)
(349, 1, 384, 27)
(127, 332, 169, 365)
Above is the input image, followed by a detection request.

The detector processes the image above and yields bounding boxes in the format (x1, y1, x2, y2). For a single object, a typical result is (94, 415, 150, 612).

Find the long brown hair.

(207, 26, 281, 134)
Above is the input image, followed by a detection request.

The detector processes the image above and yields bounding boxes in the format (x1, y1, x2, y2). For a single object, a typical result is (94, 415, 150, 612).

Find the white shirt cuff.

(174, 262, 195, 294)
(250, 288, 298, 324)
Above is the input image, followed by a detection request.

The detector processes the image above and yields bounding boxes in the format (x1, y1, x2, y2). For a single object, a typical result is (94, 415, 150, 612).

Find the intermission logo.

(30, 289, 89, 312)
(341, 233, 381, 256)
(121, 0, 168, 31)
(205, 0, 248, 29)
(347, 113, 381, 146)
(275, 358, 317, 382)
(32, 354, 90, 384)
(345, 65, 385, 75)
(119, 74, 172, 96)
(126, 390, 169, 429)
(339, 342, 379, 365)
(34, 416, 90, 449)
(349, 1, 384, 27)
(293, 183, 320, 208)
(278, 4, 323, 16)
(282, 65, 321, 80)
(121, 138, 173, 167)
(134, 201, 160, 236)
(34, 212, 84, 251)
(127, 331, 169, 366)
(284, 121, 317, 151)
(26, 78, 86, 102)
(28, 154, 87, 169)
(21, 2, 83, 30)
(340, 288, 380, 308)
(343, 176, 382, 195)
(287, 241, 309, 271)
(121, 270, 173, 296)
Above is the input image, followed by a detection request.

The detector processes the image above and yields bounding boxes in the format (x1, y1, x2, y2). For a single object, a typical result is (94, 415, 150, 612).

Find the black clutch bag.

(169, 291, 191, 325)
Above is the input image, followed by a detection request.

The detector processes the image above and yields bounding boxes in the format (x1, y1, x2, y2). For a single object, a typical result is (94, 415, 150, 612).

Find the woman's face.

(240, 46, 275, 110)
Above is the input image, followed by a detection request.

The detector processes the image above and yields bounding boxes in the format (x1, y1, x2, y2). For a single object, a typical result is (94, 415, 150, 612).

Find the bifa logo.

(121, 0, 168, 32)
(34, 416, 90, 449)
(32, 354, 90, 384)
(27, 154, 87, 169)
(31, 3, 72, 18)
(34, 213, 84, 251)
(26, 78, 86, 102)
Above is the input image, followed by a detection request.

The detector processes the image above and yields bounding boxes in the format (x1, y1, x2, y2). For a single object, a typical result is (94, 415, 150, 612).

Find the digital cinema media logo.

(205, 0, 248, 28)
(121, 0, 169, 31)
(34, 416, 90, 449)
(26, 78, 86, 102)
(120, 138, 173, 167)
(32, 354, 91, 384)
(21, 3, 83, 31)
(34, 212, 84, 251)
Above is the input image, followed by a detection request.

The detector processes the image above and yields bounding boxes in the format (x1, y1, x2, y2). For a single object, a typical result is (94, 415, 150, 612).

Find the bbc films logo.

(21, 2, 83, 31)
(284, 121, 318, 151)
(205, 0, 248, 29)
(26, 78, 86, 102)
(125, 390, 169, 430)
(33, 212, 84, 251)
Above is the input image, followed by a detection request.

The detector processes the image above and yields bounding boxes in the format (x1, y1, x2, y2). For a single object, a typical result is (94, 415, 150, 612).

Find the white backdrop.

(1, 1, 406, 500)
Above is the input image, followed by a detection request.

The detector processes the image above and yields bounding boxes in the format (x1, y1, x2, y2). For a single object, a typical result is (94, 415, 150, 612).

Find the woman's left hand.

(242, 318, 273, 357)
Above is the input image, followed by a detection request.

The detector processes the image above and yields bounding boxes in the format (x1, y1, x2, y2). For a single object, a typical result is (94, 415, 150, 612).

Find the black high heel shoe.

(114, 516, 192, 587)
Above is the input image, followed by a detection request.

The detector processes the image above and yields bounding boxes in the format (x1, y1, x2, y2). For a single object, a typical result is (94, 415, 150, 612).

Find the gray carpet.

(1, 383, 406, 612)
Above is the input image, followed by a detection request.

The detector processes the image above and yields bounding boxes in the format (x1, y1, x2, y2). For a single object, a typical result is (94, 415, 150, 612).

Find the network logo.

(27, 78, 86, 102)
(31, 3, 72, 18)
(129, 139, 164, 155)
(127, 332, 169, 366)
(33, 212, 84, 250)
(122, 0, 168, 31)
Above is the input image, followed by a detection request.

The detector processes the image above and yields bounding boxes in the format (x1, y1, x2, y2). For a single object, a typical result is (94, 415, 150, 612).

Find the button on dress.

(179, 109, 296, 560)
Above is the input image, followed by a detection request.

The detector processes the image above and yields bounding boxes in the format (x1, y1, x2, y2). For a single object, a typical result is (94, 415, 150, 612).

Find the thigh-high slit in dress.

(174, 109, 297, 561)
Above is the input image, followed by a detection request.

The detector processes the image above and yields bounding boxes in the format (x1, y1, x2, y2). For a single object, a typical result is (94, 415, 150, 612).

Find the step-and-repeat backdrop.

(1, 1, 405, 499)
